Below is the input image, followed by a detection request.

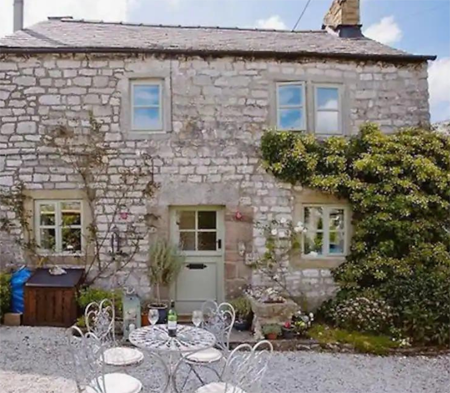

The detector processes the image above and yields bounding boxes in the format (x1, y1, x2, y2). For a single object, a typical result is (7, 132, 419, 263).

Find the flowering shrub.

(332, 296, 393, 334)
(0, 273, 11, 320)
(261, 124, 450, 344)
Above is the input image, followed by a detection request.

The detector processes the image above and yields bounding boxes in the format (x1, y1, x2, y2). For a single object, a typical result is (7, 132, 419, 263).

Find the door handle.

(186, 263, 207, 270)
(217, 239, 222, 249)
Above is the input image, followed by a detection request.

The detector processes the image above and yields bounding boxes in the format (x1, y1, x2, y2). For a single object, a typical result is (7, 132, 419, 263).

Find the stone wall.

(0, 53, 430, 308)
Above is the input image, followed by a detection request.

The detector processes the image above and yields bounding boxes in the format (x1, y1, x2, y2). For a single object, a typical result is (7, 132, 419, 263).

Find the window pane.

(329, 208, 345, 231)
(279, 108, 303, 130)
(40, 204, 55, 225)
(61, 202, 81, 226)
(40, 228, 56, 251)
(329, 231, 345, 254)
(317, 87, 339, 110)
(198, 232, 217, 251)
(304, 231, 323, 256)
(198, 211, 216, 230)
(179, 211, 195, 230)
(278, 85, 303, 106)
(133, 84, 160, 106)
(180, 232, 195, 250)
(316, 111, 339, 134)
(133, 108, 161, 130)
(304, 207, 323, 231)
(62, 228, 82, 252)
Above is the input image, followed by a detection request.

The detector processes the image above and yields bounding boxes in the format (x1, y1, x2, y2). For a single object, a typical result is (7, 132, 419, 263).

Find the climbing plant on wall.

(261, 124, 450, 344)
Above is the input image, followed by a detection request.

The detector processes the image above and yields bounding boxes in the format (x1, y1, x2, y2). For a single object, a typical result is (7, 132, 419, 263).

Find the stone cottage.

(0, 0, 435, 312)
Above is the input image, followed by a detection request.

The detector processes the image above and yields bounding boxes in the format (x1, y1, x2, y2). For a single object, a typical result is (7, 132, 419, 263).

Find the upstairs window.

(131, 81, 163, 132)
(314, 86, 341, 135)
(276, 82, 306, 131)
(302, 205, 347, 257)
(35, 200, 83, 254)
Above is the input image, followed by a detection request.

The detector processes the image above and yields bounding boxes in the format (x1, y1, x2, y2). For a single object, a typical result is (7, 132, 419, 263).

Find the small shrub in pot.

(230, 296, 252, 331)
(262, 324, 281, 340)
(281, 321, 296, 339)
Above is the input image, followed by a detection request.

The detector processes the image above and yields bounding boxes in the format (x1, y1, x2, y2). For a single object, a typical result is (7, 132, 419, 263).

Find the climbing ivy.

(261, 124, 450, 344)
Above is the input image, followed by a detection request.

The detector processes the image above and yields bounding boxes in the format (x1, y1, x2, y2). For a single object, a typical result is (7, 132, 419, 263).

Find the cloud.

(429, 57, 450, 122)
(364, 16, 402, 45)
(0, 0, 135, 39)
(255, 15, 287, 30)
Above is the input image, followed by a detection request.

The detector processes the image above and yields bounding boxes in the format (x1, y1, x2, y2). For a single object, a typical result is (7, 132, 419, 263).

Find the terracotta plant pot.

(141, 313, 150, 327)
(265, 332, 278, 340)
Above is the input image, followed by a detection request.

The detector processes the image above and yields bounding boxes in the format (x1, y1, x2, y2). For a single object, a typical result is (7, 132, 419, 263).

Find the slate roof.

(0, 18, 435, 62)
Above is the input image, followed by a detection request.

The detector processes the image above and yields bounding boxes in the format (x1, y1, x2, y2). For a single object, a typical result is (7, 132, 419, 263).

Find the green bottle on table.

(168, 300, 177, 337)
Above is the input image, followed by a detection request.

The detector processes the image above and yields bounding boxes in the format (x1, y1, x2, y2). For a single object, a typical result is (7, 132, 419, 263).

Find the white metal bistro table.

(129, 324, 216, 392)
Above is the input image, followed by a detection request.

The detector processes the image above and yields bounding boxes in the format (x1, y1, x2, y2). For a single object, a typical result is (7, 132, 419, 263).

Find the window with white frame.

(302, 205, 347, 257)
(276, 82, 306, 131)
(131, 81, 163, 131)
(35, 200, 83, 254)
(314, 86, 341, 135)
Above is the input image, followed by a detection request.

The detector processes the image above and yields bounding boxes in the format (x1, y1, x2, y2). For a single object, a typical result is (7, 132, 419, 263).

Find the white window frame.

(34, 200, 83, 255)
(131, 80, 164, 132)
(314, 84, 342, 136)
(301, 204, 348, 258)
(276, 81, 306, 131)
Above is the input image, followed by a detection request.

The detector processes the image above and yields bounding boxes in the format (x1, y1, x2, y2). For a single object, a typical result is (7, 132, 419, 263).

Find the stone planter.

(248, 296, 298, 340)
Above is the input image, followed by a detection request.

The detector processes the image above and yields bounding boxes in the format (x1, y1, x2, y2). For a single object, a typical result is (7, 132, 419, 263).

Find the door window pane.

(179, 211, 195, 230)
(198, 232, 217, 251)
(180, 232, 196, 251)
(198, 211, 216, 230)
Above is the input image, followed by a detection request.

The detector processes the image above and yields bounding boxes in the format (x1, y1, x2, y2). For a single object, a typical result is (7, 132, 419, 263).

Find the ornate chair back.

(67, 326, 108, 393)
(223, 340, 273, 393)
(201, 301, 236, 351)
(85, 299, 116, 344)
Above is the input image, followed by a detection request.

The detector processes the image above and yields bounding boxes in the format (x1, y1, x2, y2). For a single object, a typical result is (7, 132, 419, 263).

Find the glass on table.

(148, 308, 159, 326)
(192, 310, 203, 327)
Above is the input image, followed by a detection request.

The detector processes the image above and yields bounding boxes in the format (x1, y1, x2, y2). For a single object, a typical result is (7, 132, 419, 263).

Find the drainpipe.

(13, 0, 24, 32)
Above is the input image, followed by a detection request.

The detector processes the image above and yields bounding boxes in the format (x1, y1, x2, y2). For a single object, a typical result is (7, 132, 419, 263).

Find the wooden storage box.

(24, 268, 84, 327)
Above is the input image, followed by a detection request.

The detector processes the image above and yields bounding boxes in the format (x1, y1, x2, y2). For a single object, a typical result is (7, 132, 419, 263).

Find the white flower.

(271, 228, 278, 236)
(307, 251, 318, 257)
(280, 217, 287, 224)
(294, 225, 303, 233)
(296, 221, 304, 227)
(278, 230, 286, 238)
(309, 312, 314, 320)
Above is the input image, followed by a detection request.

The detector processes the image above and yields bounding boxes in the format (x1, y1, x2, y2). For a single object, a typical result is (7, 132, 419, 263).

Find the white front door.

(170, 207, 225, 315)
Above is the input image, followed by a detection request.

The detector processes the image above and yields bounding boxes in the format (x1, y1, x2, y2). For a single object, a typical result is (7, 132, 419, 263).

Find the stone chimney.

(13, 0, 24, 31)
(322, 0, 362, 38)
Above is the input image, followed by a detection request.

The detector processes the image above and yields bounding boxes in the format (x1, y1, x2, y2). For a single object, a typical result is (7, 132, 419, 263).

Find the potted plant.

(147, 239, 184, 324)
(292, 311, 314, 337)
(281, 321, 296, 339)
(140, 299, 151, 326)
(262, 324, 281, 340)
(230, 296, 253, 331)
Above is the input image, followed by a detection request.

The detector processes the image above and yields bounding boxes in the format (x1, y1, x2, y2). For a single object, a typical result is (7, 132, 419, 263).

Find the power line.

(292, 0, 313, 31)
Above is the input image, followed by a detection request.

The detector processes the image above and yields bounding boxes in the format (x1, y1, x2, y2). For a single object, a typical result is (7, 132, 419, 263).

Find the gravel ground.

(0, 326, 449, 393)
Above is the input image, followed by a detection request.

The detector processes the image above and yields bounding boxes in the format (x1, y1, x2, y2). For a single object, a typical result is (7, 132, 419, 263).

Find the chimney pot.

(13, 0, 24, 32)
(323, 0, 362, 37)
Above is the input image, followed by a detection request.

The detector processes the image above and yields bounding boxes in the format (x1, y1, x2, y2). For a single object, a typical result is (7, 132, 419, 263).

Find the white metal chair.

(195, 340, 273, 393)
(85, 299, 144, 367)
(67, 325, 143, 393)
(179, 301, 235, 389)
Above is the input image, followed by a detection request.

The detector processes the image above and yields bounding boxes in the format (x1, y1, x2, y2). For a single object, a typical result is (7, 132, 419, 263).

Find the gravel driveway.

(0, 326, 448, 393)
